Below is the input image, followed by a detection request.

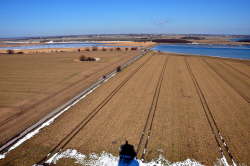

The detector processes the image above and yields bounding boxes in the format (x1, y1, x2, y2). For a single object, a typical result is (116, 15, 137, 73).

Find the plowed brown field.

(0, 50, 140, 145)
(0, 52, 249, 166)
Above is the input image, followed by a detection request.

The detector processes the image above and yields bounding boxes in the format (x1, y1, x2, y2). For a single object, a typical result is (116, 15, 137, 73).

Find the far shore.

(0, 41, 156, 54)
(0, 40, 249, 61)
(154, 51, 250, 64)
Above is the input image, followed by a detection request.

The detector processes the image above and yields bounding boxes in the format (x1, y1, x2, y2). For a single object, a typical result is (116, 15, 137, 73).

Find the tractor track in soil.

(221, 61, 250, 79)
(0, 56, 130, 128)
(35, 56, 152, 166)
(136, 56, 168, 159)
(185, 58, 239, 165)
(203, 59, 250, 103)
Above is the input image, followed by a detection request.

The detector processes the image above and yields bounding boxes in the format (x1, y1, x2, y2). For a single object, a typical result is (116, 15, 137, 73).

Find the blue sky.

(0, 0, 250, 37)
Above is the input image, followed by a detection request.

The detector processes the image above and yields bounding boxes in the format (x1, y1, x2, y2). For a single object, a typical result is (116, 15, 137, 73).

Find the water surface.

(230, 38, 250, 42)
(152, 44, 250, 60)
(0, 42, 110, 50)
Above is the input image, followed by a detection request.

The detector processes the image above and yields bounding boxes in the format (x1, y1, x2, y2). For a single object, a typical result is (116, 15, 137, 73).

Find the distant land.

(0, 34, 250, 42)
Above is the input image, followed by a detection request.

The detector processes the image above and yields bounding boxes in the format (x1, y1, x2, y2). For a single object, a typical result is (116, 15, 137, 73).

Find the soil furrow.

(203, 59, 250, 103)
(137, 56, 168, 159)
(185, 58, 237, 165)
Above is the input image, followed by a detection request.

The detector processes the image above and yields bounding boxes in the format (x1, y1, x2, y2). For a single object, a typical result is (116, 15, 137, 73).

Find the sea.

(152, 44, 250, 60)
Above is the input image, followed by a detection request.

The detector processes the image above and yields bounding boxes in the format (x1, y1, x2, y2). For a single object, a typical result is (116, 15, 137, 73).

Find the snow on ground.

(41, 149, 204, 166)
(35, 149, 239, 166)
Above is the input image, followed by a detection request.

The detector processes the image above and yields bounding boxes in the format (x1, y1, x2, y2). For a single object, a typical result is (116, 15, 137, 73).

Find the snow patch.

(47, 41, 54, 44)
(214, 155, 240, 166)
(218, 155, 230, 166)
(0, 154, 4, 159)
(36, 149, 236, 166)
(95, 58, 101, 61)
(37, 149, 243, 166)
(0, 113, 62, 159)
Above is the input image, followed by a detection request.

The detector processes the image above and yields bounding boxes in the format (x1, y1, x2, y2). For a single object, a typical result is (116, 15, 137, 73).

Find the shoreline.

(152, 50, 250, 61)
(0, 41, 156, 54)
(0, 41, 155, 50)
(0, 41, 249, 61)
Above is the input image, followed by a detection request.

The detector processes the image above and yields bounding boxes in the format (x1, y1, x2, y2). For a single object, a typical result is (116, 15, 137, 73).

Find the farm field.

(0, 52, 249, 166)
(0, 50, 140, 145)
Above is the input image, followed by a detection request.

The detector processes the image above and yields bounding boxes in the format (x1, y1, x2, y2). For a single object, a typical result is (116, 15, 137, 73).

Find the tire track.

(185, 58, 238, 165)
(221, 61, 250, 79)
(35, 55, 152, 165)
(203, 58, 249, 103)
(0, 56, 130, 130)
(136, 56, 168, 160)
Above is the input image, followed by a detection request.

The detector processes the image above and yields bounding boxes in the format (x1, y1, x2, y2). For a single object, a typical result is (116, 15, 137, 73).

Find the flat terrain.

(0, 50, 140, 145)
(0, 52, 249, 166)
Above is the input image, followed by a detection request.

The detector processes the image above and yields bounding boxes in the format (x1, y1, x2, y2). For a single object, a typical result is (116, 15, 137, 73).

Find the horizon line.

(1, 33, 250, 40)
